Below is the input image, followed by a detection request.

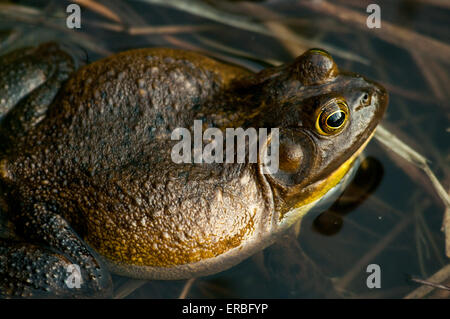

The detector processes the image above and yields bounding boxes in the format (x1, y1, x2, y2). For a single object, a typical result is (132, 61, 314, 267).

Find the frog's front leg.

(0, 202, 112, 298)
(0, 43, 75, 151)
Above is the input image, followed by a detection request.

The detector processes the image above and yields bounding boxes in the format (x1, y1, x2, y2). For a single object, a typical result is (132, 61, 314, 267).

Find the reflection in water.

(313, 157, 384, 236)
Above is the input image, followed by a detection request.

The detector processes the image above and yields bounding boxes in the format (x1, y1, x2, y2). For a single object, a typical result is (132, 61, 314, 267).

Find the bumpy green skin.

(0, 43, 387, 297)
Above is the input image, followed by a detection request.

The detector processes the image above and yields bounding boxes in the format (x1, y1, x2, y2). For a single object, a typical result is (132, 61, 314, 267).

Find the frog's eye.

(315, 98, 349, 135)
(361, 91, 371, 106)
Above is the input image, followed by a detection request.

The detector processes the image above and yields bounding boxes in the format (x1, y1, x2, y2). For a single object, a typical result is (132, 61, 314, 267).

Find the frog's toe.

(1, 202, 113, 298)
(0, 239, 111, 298)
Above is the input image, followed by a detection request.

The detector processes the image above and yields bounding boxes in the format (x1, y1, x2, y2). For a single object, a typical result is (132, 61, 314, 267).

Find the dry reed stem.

(137, 0, 368, 64)
(414, 0, 450, 9)
(374, 125, 450, 210)
(238, 2, 309, 58)
(113, 279, 147, 299)
(444, 191, 450, 258)
(410, 277, 450, 291)
(194, 35, 282, 67)
(335, 214, 412, 291)
(178, 278, 196, 299)
(404, 264, 450, 298)
(298, 0, 450, 63)
(0, 4, 111, 56)
(382, 83, 440, 105)
(74, 0, 122, 23)
(128, 25, 214, 35)
(411, 51, 448, 102)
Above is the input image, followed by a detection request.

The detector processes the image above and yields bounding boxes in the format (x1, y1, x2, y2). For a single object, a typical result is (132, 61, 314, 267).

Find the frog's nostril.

(381, 91, 389, 108)
(375, 83, 386, 96)
(367, 81, 388, 111)
(375, 89, 389, 114)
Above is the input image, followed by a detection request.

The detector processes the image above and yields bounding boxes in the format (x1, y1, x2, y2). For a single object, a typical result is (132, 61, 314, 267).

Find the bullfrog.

(0, 43, 388, 298)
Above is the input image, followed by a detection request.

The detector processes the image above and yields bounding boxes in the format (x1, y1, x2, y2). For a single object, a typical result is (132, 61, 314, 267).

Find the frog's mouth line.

(279, 128, 377, 229)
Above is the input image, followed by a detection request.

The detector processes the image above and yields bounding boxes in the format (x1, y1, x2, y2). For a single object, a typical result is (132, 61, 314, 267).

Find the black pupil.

(327, 111, 345, 128)
(363, 93, 369, 101)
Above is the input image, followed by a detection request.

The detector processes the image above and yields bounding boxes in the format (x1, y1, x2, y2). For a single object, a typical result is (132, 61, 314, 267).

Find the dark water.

(0, 0, 448, 298)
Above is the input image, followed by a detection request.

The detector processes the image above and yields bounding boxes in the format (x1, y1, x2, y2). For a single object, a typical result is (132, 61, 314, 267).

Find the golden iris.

(315, 98, 349, 135)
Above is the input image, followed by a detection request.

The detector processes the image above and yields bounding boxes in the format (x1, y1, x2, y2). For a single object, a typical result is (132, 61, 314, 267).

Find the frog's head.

(254, 49, 388, 216)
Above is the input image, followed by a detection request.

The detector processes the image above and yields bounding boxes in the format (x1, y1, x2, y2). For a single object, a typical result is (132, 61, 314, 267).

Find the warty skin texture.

(0, 44, 388, 297)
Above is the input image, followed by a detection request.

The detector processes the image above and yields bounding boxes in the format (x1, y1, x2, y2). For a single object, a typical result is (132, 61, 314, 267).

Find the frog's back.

(12, 48, 251, 173)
